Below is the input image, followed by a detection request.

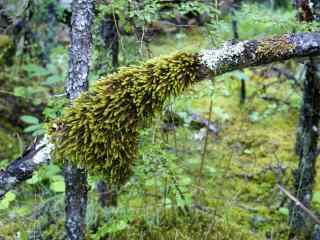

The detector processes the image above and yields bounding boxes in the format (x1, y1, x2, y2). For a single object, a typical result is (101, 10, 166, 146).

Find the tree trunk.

(290, 0, 320, 238)
(290, 59, 320, 238)
(96, 10, 119, 217)
(64, 0, 95, 240)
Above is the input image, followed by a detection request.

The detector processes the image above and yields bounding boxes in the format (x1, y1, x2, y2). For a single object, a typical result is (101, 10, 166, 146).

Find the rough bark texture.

(96, 11, 119, 210)
(65, 0, 95, 100)
(290, 59, 320, 237)
(289, 1, 320, 238)
(96, 181, 118, 208)
(1, 31, 320, 198)
(100, 14, 119, 71)
(199, 32, 320, 77)
(64, 0, 95, 239)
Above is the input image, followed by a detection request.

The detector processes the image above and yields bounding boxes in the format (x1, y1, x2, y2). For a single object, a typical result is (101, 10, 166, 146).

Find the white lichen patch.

(33, 136, 53, 164)
(199, 42, 246, 72)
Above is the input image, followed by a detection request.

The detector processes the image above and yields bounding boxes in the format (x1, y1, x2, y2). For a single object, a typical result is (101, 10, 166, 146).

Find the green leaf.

(23, 64, 50, 77)
(23, 124, 42, 133)
(0, 192, 16, 210)
(31, 128, 46, 137)
(20, 115, 39, 125)
(46, 164, 61, 177)
(278, 207, 289, 216)
(164, 198, 172, 208)
(50, 180, 65, 193)
(313, 192, 320, 204)
(27, 173, 41, 184)
(43, 75, 64, 85)
(17, 230, 28, 240)
(249, 112, 260, 123)
(179, 176, 192, 185)
(206, 166, 217, 174)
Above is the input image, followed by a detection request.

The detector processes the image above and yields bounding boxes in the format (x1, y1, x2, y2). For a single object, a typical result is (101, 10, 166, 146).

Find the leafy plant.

(0, 191, 16, 210)
(20, 114, 45, 136)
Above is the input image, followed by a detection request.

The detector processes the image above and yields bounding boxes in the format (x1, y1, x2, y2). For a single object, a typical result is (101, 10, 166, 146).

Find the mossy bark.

(64, 0, 95, 240)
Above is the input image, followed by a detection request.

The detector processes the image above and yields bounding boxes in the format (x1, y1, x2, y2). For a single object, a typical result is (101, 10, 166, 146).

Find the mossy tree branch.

(1, 31, 320, 198)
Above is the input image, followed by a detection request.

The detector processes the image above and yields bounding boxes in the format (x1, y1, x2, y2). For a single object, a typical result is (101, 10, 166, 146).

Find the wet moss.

(49, 52, 201, 185)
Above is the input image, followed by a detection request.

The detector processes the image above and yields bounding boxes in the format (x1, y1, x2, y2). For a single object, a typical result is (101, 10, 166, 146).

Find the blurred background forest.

(0, 0, 320, 239)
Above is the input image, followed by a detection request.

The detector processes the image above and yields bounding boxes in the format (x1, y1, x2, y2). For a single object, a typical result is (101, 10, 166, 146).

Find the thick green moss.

(0, 123, 20, 161)
(49, 52, 201, 184)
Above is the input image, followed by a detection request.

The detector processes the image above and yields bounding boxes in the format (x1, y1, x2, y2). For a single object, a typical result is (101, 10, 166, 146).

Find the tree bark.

(290, 59, 320, 237)
(289, 1, 320, 238)
(64, 0, 95, 240)
(96, 11, 119, 209)
(1, 31, 320, 199)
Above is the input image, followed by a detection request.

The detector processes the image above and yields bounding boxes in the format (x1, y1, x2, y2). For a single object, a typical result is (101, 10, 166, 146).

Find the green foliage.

(26, 163, 64, 194)
(0, 192, 16, 210)
(97, 0, 218, 30)
(207, 3, 320, 43)
(49, 52, 200, 185)
(20, 114, 45, 136)
(0, 34, 14, 65)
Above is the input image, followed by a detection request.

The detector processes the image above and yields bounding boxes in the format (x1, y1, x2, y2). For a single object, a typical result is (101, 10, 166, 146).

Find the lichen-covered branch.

(0, 138, 52, 199)
(2, 31, 320, 198)
(49, 31, 320, 186)
(199, 32, 320, 76)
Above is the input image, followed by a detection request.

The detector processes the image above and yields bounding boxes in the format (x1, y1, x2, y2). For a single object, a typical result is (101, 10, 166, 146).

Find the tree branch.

(0, 137, 52, 199)
(199, 32, 320, 77)
(1, 31, 320, 198)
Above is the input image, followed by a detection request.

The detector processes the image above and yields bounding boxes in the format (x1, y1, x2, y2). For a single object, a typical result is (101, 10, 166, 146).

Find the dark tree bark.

(96, 9, 119, 213)
(290, 60, 320, 237)
(64, 0, 95, 240)
(100, 14, 119, 71)
(230, 5, 246, 105)
(42, 2, 58, 65)
(96, 181, 118, 208)
(289, 1, 320, 238)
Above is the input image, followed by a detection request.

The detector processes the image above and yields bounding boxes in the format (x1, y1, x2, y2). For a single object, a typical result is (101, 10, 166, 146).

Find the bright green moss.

(49, 52, 201, 185)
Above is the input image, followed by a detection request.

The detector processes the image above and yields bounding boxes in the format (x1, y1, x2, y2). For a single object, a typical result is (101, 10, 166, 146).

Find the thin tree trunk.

(290, 59, 320, 238)
(290, 1, 320, 238)
(96, 11, 119, 212)
(230, 5, 246, 105)
(64, 1, 95, 240)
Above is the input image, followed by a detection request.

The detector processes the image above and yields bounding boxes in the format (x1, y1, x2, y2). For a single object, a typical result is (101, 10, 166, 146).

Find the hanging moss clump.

(49, 52, 201, 185)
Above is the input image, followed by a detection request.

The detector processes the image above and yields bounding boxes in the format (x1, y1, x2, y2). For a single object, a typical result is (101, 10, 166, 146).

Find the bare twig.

(278, 184, 320, 225)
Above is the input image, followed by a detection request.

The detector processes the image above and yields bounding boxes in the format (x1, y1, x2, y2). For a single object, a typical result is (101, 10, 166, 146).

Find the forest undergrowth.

(0, 4, 319, 239)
